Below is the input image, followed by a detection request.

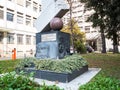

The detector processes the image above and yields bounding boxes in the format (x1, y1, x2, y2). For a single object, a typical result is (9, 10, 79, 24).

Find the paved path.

(0, 57, 11, 61)
(0, 57, 24, 61)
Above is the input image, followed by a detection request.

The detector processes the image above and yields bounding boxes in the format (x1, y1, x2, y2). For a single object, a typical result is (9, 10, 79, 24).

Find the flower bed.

(16, 54, 88, 83)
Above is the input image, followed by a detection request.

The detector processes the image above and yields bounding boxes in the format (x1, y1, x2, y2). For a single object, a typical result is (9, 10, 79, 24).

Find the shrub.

(0, 71, 63, 90)
(0, 71, 39, 90)
(35, 59, 54, 71)
(35, 54, 88, 73)
(16, 54, 88, 74)
(79, 76, 120, 90)
(15, 57, 36, 71)
(74, 41, 86, 54)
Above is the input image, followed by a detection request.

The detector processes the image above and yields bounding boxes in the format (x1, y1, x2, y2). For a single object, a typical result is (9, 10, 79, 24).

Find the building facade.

(0, 0, 41, 58)
(63, 0, 117, 52)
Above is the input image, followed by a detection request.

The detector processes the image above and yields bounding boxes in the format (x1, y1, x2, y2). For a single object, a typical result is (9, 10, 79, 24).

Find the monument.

(35, 0, 70, 59)
(18, 0, 88, 83)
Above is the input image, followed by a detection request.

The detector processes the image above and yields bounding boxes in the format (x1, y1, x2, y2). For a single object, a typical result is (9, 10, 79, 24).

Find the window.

(91, 31, 97, 33)
(26, 35, 31, 45)
(33, 2, 38, 12)
(0, 32, 3, 43)
(17, 0, 24, 6)
(7, 9, 14, 22)
(33, 17, 36, 27)
(26, 0, 31, 8)
(78, 21, 83, 24)
(17, 12, 23, 24)
(39, 5, 41, 12)
(26, 15, 31, 26)
(7, 33, 14, 44)
(17, 34, 23, 44)
(80, 26, 83, 30)
(78, 10, 83, 13)
(84, 15, 89, 21)
(33, 36, 36, 45)
(17, 15, 23, 24)
(85, 26, 90, 33)
(77, 4, 82, 7)
(7, 12, 14, 21)
(0, 6, 4, 19)
(8, 0, 13, 1)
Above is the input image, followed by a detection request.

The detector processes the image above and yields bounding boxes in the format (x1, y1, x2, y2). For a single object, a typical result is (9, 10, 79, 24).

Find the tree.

(61, 18, 86, 53)
(79, 0, 107, 53)
(105, 0, 120, 53)
(79, 0, 120, 53)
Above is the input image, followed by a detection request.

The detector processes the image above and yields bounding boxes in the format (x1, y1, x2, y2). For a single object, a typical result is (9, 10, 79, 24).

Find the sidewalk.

(0, 57, 24, 61)
(0, 57, 11, 61)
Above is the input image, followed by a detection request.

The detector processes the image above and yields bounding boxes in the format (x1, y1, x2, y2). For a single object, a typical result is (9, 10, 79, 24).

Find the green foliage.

(61, 18, 85, 42)
(34, 59, 54, 71)
(80, 0, 120, 53)
(15, 57, 36, 70)
(79, 76, 120, 90)
(16, 55, 88, 73)
(61, 18, 86, 52)
(74, 41, 86, 53)
(0, 71, 38, 90)
(35, 54, 88, 73)
(0, 71, 62, 90)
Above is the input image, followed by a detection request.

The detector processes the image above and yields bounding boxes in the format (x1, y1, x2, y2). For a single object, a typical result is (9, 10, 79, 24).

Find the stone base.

(25, 65, 88, 83)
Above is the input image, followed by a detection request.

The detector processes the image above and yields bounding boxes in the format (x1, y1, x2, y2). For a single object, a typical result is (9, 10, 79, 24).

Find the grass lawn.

(0, 53, 120, 79)
(81, 53, 120, 79)
(0, 53, 120, 90)
(0, 59, 20, 74)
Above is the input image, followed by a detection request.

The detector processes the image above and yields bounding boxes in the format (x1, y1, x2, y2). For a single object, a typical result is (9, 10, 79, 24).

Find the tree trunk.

(69, 0, 75, 53)
(101, 30, 106, 53)
(113, 32, 119, 53)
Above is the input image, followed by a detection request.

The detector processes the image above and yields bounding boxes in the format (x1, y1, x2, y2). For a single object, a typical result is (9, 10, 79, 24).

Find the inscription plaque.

(41, 33, 56, 42)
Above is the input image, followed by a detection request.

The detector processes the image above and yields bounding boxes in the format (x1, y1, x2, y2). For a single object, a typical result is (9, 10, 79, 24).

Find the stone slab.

(34, 68, 101, 90)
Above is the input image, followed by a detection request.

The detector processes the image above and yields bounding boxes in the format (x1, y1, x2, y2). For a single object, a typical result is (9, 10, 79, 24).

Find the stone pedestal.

(36, 31, 70, 59)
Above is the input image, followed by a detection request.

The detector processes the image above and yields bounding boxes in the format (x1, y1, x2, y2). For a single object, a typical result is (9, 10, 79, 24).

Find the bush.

(0, 71, 62, 90)
(35, 54, 88, 73)
(16, 54, 88, 73)
(74, 41, 86, 53)
(0, 71, 39, 90)
(15, 57, 36, 71)
(79, 76, 120, 90)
